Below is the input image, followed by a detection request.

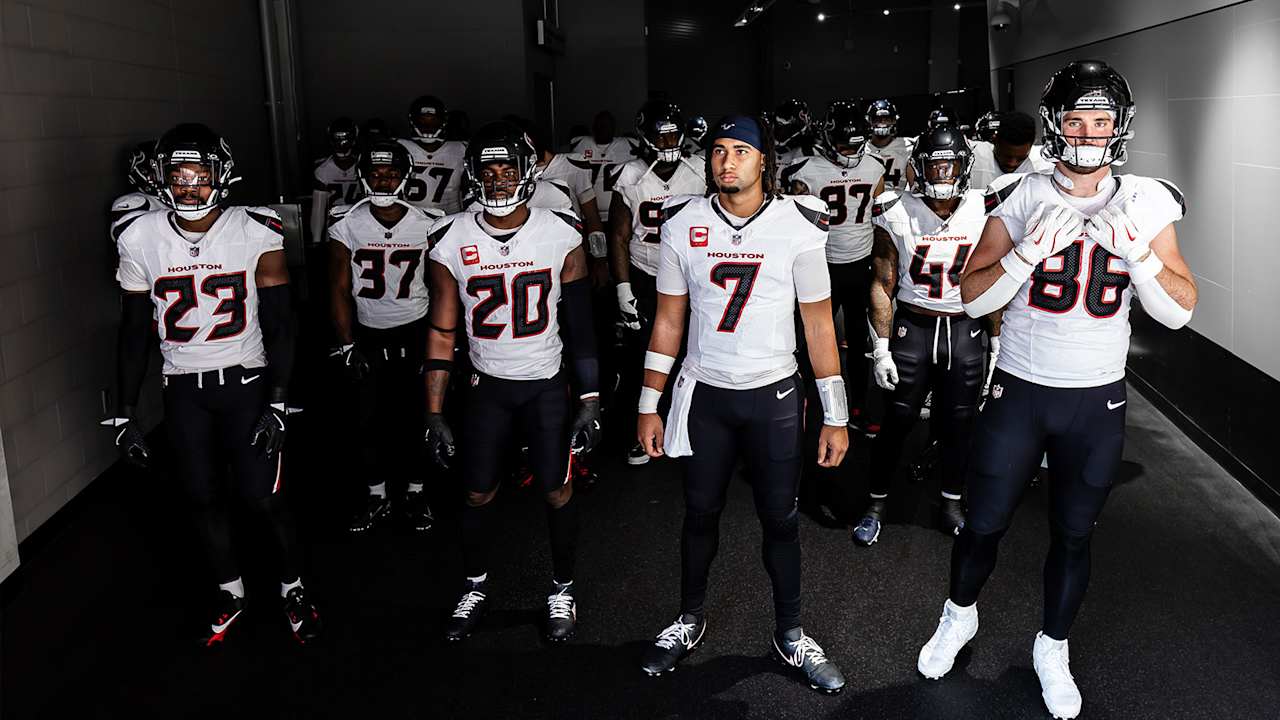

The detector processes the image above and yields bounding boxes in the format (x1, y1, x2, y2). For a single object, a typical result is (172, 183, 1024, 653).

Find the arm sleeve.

(257, 285, 295, 403)
(116, 292, 152, 413)
(793, 247, 832, 303)
(558, 278, 599, 395)
(655, 233, 688, 295)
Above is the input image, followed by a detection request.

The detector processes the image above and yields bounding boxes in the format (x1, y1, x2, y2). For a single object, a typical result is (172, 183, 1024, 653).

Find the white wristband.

(644, 351, 676, 374)
(1000, 249, 1035, 284)
(1128, 251, 1164, 285)
(814, 375, 849, 427)
(638, 386, 662, 414)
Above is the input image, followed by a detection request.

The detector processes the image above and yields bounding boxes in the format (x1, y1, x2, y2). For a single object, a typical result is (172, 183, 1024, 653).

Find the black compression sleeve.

(257, 284, 295, 403)
(558, 278, 599, 396)
(116, 292, 152, 415)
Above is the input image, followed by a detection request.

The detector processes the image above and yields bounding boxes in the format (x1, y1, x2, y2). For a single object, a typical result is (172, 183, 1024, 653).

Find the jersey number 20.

(467, 270, 553, 339)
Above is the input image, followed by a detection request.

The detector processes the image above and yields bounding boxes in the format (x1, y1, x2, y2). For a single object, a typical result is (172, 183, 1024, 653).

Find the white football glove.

(872, 337, 898, 391)
(982, 335, 1000, 398)
(1085, 203, 1148, 264)
(616, 281, 643, 331)
(1016, 204, 1084, 267)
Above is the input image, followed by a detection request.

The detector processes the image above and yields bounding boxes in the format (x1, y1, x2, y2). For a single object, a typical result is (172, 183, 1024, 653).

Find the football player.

(572, 111, 640, 223)
(970, 110, 1054, 191)
(109, 140, 166, 234)
(105, 123, 321, 646)
(423, 122, 601, 643)
(975, 111, 1000, 143)
(330, 139, 443, 533)
(857, 126, 990, 547)
(362, 117, 390, 142)
(684, 114, 708, 157)
(916, 61, 1196, 720)
(398, 95, 468, 214)
(309, 117, 362, 246)
(608, 100, 707, 466)
(865, 99, 913, 191)
(773, 98, 818, 169)
(781, 100, 886, 435)
(635, 115, 848, 693)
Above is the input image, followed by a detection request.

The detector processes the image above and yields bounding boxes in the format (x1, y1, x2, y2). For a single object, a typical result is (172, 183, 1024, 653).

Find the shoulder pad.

(871, 191, 901, 218)
(604, 163, 627, 187)
(551, 210, 583, 233)
(779, 159, 809, 185)
(111, 194, 148, 212)
(246, 208, 285, 236)
(566, 156, 593, 171)
(110, 211, 146, 243)
(863, 154, 887, 170)
(427, 218, 456, 249)
(422, 207, 446, 222)
(1154, 178, 1187, 216)
(329, 203, 353, 220)
(792, 195, 830, 231)
(548, 179, 574, 200)
(983, 175, 1024, 214)
(660, 197, 694, 224)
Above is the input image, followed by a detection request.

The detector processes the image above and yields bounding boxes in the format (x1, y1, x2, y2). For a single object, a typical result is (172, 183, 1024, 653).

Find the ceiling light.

(817, 12, 825, 20)
(882, 9, 890, 15)
(953, 2, 961, 9)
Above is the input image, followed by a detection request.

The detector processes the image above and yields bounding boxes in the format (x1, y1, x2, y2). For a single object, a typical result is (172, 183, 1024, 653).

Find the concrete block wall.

(0, 0, 272, 555)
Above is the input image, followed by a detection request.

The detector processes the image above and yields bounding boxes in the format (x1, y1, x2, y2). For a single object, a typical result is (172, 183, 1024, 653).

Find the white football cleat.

(917, 599, 978, 679)
(1033, 631, 1083, 719)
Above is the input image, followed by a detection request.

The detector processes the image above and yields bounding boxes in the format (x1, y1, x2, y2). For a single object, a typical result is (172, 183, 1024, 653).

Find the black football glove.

(424, 413, 456, 469)
(250, 402, 288, 458)
(101, 417, 150, 468)
(569, 397, 603, 456)
(334, 343, 370, 383)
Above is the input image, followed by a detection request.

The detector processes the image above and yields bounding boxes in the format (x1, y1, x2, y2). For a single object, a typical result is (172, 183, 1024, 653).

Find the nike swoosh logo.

(776, 388, 796, 400)
(211, 609, 242, 634)
(970, 329, 982, 338)
(241, 375, 260, 384)
(290, 616, 304, 633)
(1107, 400, 1126, 410)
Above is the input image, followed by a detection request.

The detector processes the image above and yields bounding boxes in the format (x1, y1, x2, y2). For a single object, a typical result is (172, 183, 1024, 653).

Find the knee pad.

(759, 508, 800, 543)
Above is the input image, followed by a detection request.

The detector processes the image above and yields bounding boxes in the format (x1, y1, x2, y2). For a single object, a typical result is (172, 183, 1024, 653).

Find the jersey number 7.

(711, 262, 760, 332)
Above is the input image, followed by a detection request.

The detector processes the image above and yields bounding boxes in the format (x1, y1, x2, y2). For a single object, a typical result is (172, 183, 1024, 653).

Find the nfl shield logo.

(992, 384, 1003, 399)
(470, 373, 480, 387)
(499, 244, 510, 256)
(897, 326, 907, 338)
(188, 245, 199, 257)
(731, 233, 743, 245)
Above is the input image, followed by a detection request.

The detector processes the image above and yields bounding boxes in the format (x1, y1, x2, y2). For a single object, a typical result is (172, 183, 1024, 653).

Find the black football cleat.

(571, 455, 599, 493)
(199, 590, 246, 648)
(444, 580, 488, 641)
(283, 585, 322, 645)
(402, 491, 434, 532)
(852, 498, 887, 547)
(348, 493, 392, 533)
(772, 627, 846, 694)
(641, 614, 706, 675)
(939, 497, 966, 536)
(544, 582, 577, 642)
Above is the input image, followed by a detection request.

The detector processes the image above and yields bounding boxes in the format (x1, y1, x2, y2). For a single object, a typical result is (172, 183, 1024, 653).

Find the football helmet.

(326, 117, 359, 160)
(773, 98, 810, 147)
(464, 122, 539, 217)
(1039, 59, 1135, 169)
(865, 99, 898, 138)
(820, 100, 868, 168)
(927, 106, 959, 130)
(408, 95, 448, 141)
(910, 125, 974, 201)
(362, 117, 390, 142)
(636, 100, 685, 163)
(686, 115, 708, 145)
(126, 140, 159, 196)
(975, 111, 1001, 143)
(153, 123, 235, 221)
(357, 139, 412, 207)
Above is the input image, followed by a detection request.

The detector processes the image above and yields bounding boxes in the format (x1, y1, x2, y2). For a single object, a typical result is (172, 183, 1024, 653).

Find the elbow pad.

(257, 284, 295, 400)
(962, 253, 1029, 318)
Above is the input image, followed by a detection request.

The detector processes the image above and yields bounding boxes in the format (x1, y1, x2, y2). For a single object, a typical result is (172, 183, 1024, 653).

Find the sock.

(219, 577, 245, 599)
(280, 577, 303, 598)
(369, 482, 387, 498)
(547, 495, 580, 585)
(407, 482, 424, 494)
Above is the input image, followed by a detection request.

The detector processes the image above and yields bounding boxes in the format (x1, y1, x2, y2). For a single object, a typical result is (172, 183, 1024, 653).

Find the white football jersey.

(987, 169, 1185, 388)
(428, 208, 583, 381)
(464, 179, 576, 215)
(399, 138, 468, 214)
(539, 153, 597, 214)
(872, 189, 986, 314)
(656, 194, 831, 390)
(109, 192, 166, 240)
(329, 201, 442, 330)
(611, 158, 708, 277)
(969, 141, 1053, 193)
(777, 144, 818, 172)
(781, 154, 885, 263)
(312, 156, 362, 206)
(114, 207, 285, 375)
(573, 137, 639, 221)
(867, 137, 913, 191)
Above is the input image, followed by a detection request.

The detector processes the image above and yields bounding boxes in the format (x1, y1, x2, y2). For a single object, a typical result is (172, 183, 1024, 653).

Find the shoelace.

(784, 634, 829, 667)
(453, 591, 486, 618)
(546, 590, 574, 620)
(654, 619, 697, 650)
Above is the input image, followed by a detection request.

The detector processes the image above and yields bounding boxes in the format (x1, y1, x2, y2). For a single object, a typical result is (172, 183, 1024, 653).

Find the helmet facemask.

(1041, 106, 1134, 171)
(643, 121, 685, 164)
(156, 153, 233, 221)
(358, 144, 411, 208)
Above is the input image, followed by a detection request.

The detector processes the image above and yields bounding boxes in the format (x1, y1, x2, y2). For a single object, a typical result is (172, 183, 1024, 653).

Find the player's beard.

(718, 182, 741, 194)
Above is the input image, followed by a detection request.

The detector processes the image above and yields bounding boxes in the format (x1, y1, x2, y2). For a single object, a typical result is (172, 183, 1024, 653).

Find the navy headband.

(710, 115, 764, 152)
